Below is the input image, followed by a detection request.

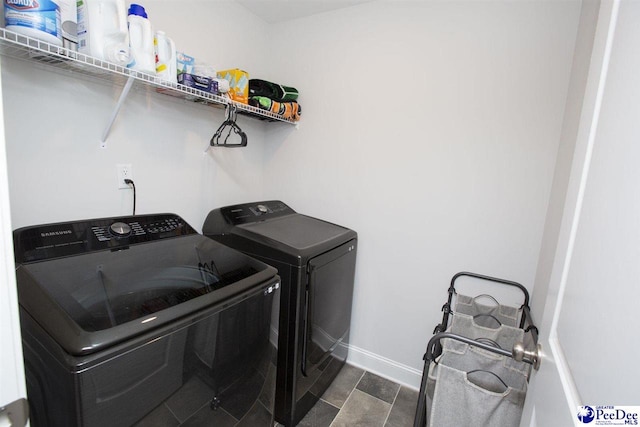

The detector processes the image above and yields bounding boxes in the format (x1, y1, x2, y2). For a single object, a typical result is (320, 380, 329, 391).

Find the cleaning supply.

(59, 0, 77, 51)
(213, 78, 230, 94)
(191, 62, 226, 93)
(154, 30, 176, 82)
(217, 68, 249, 104)
(176, 51, 195, 75)
(193, 62, 216, 80)
(126, 3, 154, 74)
(4, 0, 63, 46)
(177, 73, 217, 94)
(77, 0, 130, 65)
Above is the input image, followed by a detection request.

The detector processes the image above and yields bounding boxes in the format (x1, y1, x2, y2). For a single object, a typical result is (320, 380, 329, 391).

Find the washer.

(203, 201, 357, 426)
(13, 213, 280, 427)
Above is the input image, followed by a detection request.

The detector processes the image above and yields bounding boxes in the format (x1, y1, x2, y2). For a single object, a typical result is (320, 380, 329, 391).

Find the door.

(0, 59, 29, 425)
(303, 239, 357, 374)
(521, 1, 640, 425)
(292, 239, 357, 425)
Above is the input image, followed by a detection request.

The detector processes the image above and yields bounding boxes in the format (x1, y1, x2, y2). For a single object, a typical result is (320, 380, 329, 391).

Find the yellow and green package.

(217, 68, 249, 104)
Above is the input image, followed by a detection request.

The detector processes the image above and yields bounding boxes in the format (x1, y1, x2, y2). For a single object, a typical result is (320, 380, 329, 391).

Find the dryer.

(203, 201, 357, 427)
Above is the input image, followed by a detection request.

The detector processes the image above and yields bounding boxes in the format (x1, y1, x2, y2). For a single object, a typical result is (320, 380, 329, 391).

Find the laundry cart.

(413, 272, 540, 427)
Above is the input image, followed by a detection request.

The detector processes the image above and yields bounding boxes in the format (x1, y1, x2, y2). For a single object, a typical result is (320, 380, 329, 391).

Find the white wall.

(3, 1, 275, 230)
(259, 1, 582, 385)
(555, 0, 640, 403)
(2, 1, 583, 389)
(530, 0, 600, 325)
(0, 58, 27, 416)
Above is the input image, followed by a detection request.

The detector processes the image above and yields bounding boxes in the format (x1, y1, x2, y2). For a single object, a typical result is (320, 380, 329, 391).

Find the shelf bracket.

(101, 76, 136, 148)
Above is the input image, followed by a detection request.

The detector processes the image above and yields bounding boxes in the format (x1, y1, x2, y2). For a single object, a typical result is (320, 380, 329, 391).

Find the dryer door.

(301, 239, 357, 376)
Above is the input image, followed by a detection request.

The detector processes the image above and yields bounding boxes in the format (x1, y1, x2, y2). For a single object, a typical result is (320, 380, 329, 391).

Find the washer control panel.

(14, 214, 196, 263)
(90, 216, 188, 243)
(109, 222, 131, 237)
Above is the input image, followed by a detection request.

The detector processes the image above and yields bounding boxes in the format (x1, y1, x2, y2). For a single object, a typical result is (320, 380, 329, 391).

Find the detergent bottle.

(127, 3, 155, 74)
(154, 30, 176, 82)
(77, 0, 130, 65)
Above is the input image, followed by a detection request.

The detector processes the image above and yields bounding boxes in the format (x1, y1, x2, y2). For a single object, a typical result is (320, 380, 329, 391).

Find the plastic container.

(213, 78, 230, 94)
(127, 4, 154, 74)
(4, 0, 63, 46)
(193, 62, 216, 80)
(77, 0, 130, 65)
(154, 30, 176, 82)
(59, 0, 77, 51)
(176, 51, 195, 75)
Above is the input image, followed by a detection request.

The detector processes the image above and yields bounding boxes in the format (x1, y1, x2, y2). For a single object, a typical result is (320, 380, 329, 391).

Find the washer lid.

(203, 201, 358, 264)
(238, 214, 351, 251)
(16, 234, 277, 356)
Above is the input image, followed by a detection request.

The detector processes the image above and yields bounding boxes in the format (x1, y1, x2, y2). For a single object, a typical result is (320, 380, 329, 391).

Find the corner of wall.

(347, 344, 423, 390)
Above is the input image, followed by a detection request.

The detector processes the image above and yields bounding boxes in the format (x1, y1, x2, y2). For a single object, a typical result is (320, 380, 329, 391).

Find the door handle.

(0, 398, 28, 427)
(301, 287, 310, 377)
(512, 342, 542, 370)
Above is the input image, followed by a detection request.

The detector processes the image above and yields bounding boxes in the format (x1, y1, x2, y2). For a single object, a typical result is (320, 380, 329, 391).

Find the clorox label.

(6, 0, 40, 10)
(4, 0, 61, 39)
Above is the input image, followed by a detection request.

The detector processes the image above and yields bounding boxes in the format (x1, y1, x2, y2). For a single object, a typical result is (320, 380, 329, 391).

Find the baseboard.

(270, 326, 423, 390)
(346, 344, 422, 391)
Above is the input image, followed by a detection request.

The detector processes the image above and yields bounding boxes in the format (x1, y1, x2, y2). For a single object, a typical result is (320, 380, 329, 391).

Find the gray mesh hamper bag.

(446, 313, 532, 378)
(447, 313, 524, 350)
(426, 340, 528, 427)
(454, 294, 520, 328)
(442, 339, 531, 376)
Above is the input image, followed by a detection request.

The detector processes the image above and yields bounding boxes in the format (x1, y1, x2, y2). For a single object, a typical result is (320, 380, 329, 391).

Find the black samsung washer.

(14, 214, 280, 427)
(203, 201, 357, 427)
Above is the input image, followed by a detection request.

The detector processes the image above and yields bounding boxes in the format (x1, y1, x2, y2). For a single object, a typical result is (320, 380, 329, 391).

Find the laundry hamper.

(414, 272, 540, 427)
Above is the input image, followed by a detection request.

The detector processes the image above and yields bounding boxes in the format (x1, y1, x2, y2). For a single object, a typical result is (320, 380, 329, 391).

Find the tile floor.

(134, 360, 418, 427)
(294, 364, 418, 427)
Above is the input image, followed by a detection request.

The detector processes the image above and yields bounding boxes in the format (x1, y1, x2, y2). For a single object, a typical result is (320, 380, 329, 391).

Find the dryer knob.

(110, 222, 131, 237)
(256, 204, 268, 214)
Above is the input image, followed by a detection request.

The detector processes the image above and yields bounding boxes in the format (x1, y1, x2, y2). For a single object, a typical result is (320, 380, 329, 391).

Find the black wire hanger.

(210, 103, 248, 148)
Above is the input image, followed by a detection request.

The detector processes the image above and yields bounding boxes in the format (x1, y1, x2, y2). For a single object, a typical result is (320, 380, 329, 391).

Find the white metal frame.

(0, 28, 297, 148)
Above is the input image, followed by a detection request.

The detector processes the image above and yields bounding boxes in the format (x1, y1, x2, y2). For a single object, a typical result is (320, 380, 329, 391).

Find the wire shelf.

(0, 28, 296, 124)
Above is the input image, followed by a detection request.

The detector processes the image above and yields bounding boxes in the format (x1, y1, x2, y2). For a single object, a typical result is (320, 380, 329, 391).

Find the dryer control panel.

(219, 200, 295, 225)
(14, 214, 196, 263)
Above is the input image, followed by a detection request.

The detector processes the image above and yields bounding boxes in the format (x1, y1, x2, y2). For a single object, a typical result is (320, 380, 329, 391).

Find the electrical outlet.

(116, 164, 133, 189)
